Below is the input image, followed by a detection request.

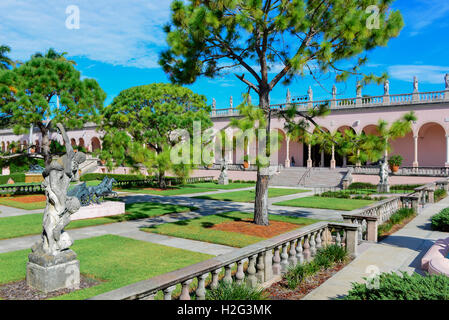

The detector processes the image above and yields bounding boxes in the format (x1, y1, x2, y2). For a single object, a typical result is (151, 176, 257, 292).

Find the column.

(343, 155, 347, 168)
(330, 144, 336, 169)
(413, 135, 419, 168)
(320, 150, 324, 167)
(446, 135, 449, 167)
(285, 136, 290, 168)
(307, 144, 312, 168)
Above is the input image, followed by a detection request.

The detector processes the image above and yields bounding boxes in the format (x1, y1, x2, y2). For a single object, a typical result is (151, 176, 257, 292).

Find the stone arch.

(79, 138, 85, 149)
(362, 124, 380, 136)
(304, 126, 331, 167)
(91, 137, 101, 152)
(71, 138, 76, 147)
(418, 122, 446, 167)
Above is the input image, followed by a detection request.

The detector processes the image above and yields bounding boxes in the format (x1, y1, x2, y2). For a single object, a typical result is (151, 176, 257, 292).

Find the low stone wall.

(89, 221, 359, 300)
(353, 174, 444, 186)
(190, 169, 257, 181)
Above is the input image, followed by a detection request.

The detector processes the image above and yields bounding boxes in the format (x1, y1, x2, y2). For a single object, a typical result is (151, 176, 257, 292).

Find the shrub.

(283, 245, 347, 289)
(387, 155, 403, 167)
(348, 182, 376, 190)
(390, 184, 423, 191)
(205, 281, 268, 300)
(434, 189, 447, 202)
(0, 173, 26, 184)
(431, 207, 449, 232)
(377, 208, 415, 237)
(345, 271, 449, 300)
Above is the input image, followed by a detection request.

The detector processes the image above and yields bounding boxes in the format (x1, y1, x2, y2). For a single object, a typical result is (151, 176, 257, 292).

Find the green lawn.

(117, 182, 255, 196)
(143, 211, 321, 248)
(193, 188, 309, 203)
(0, 202, 195, 240)
(0, 197, 46, 210)
(273, 196, 375, 211)
(0, 235, 213, 300)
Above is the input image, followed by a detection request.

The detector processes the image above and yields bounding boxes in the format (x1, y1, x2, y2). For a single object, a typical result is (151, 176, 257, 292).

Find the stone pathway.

(0, 205, 42, 218)
(303, 196, 449, 300)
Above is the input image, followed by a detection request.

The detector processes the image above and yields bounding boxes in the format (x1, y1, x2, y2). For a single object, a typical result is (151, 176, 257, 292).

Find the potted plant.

(243, 155, 249, 169)
(388, 155, 403, 173)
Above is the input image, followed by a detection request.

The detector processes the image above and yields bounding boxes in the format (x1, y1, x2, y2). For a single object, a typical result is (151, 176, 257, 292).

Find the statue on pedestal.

(378, 157, 390, 193)
(218, 158, 229, 185)
(27, 123, 86, 293)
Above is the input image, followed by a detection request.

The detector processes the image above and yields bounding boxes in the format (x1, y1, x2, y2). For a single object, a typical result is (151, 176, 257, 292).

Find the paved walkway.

(0, 205, 42, 218)
(303, 196, 449, 300)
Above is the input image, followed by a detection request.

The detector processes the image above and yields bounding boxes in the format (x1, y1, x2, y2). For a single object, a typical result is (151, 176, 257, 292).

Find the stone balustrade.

(349, 165, 449, 177)
(210, 89, 449, 118)
(88, 221, 359, 300)
(0, 183, 44, 195)
(343, 180, 449, 243)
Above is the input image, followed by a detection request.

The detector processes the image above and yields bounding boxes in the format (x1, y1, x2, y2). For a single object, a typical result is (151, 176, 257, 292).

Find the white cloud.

(403, 0, 449, 36)
(0, 0, 172, 68)
(388, 65, 449, 84)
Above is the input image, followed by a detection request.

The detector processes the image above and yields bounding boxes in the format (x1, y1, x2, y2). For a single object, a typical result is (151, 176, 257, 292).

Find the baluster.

(195, 273, 208, 300)
(246, 255, 257, 287)
(272, 246, 281, 276)
(163, 286, 176, 300)
(210, 268, 221, 290)
(336, 229, 342, 247)
(357, 220, 363, 243)
(288, 240, 297, 267)
(316, 229, 322, 249)
(180, 279, 193, 300)
(280, 243, 289, 273)
(223, 263, 233, 283)
(235, 260, 245, 284)
(310, 232, 317, 257)
(303, 234, 311, 261)
(341, 229, 347, 247)
(256, 252, 265, 283)
(296, 237, 304, 265)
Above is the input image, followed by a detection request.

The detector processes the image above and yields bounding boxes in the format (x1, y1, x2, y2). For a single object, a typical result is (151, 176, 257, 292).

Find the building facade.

(1, 76, 449, 169)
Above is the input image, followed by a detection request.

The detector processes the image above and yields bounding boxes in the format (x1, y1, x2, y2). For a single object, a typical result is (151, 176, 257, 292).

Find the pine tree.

(160, 0, 404, 225)
(0, 55, 106, 165)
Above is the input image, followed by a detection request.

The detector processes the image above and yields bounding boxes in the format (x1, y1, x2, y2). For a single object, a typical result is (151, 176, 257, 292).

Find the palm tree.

(31, 48, 77, 65)
(0, 45, 15, 70)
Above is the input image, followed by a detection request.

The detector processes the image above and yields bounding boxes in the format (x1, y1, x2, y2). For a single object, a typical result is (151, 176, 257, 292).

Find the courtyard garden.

(0, 235, 213, 300)
(0, 202, 196, 240)
(143, 211, 321, 248)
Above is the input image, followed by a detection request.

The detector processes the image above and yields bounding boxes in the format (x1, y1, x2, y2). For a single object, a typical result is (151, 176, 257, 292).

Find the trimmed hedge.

(0, 173, 26, 184)
(346, 271, 449, 300)
(348, 182, 376, 190)
(431, 207, 449, 232)
(80, 173, 147, 182)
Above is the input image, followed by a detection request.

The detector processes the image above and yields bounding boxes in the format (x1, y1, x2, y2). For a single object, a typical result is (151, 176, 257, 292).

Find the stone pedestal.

(377, 183, 390, 193)
(27, 248, 80, 293)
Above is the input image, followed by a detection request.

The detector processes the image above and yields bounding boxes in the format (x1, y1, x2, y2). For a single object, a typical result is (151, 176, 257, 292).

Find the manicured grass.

(0, 197, 46, 210)
(193, 188, 308, 203)
(273, 196, 375, 211)
(143, 211, 321, 248)
(0, 235, 213, 300)
(0, 202, 195, 240)
(118, 182, 256, 196)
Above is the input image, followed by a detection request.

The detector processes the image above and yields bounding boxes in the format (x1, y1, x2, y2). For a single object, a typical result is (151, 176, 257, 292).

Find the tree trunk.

(253, 88, 270, 226)
(158, 170, 167, 189)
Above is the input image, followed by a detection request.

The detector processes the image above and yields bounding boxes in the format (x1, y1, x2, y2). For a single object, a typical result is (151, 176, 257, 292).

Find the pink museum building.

(1, 76, 449, 175)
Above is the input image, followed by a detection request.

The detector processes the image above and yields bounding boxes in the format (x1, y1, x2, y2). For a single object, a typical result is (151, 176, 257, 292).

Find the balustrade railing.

(350, 165, 449, 177)
(89, 221, 358, 300)
(210, 90, 449, 118)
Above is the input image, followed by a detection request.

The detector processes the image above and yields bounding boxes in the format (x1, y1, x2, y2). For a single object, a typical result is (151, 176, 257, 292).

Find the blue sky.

(1, 0, 449, 108)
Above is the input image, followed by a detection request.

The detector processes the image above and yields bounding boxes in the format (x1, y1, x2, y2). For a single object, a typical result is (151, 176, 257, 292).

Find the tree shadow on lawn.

(105, 202, 195, 222)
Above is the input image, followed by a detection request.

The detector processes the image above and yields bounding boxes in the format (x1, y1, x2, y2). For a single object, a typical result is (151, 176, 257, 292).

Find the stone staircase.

(79, 158, 100, 175)
(270, 167, 349, 188)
